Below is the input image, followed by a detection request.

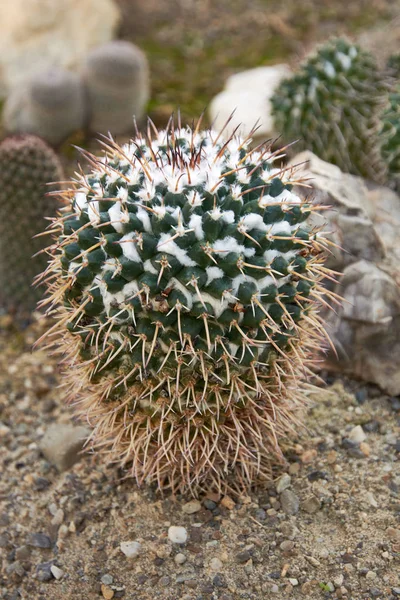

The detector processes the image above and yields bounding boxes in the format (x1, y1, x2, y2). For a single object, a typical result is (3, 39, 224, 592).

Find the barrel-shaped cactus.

(83, 41, 149, 135)
(40, 119, 333, 494)
(3, 68, 86, 146)
(0, 135, 63, 320)
(271, 38, 388, 182)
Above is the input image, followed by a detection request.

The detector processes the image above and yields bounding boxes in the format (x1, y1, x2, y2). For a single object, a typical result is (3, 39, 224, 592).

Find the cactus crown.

(40, 117, 332, 494)
(0, 134, 63, 320)
(271, 38, 388, 181)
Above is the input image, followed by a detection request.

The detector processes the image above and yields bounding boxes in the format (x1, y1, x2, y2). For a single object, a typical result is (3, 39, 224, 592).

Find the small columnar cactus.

(380, 91, 400, 189)
(3, 68, 86, 146)
(83, 41, 149, 135)
(0, 135, 63, 319)
(271, 38, 388, 182)
(40, 118, 333, 494)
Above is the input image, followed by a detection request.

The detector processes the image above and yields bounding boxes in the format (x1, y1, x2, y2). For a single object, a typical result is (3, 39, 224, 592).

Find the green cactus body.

(0, 135, 63, 320)
(271, 38, 388, 182)
(380, 92, 400, 189)
(41, 120, 331, 494)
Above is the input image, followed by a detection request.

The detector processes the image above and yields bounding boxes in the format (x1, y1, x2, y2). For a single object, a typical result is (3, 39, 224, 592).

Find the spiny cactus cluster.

(0, 135, 63, 319)
(380, 91, 400, 189)
(271, 38, 388, 182)
(39, 118, 334, 495)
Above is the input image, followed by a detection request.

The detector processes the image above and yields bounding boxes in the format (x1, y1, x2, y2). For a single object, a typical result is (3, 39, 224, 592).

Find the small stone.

(15, 546, 30, 561)
(51, 509, 64, 526)
(244, 558, 253, 574)
(175, 553, 187, 565)
(366, 571, 377, 581)
(101, 584, 114, 599)
(212, 574, 227, 587)
(276, 473, 291, 493)
(301, 582, 313, 594)
(254, 508, 266, 521)
(159, 576, 170, 586)
(300, 449, 318, 463)
(288, 578, 299, 586)
(168, 526, 188, 544)
(305, 555, 320, 567)
(182, 500, 202, 514)
(333, 575, 344, 587)
(392, 587, 400, 596)
(271, 584, 279, 593)
(280, 489, 299, 515)
(40, 423, 89, 471)
(101, 574, 114, 585)
(50, 565, 63, 580)
(236, 550, 251, 564)
(348, 425, 367, 444)
(280, 522, 299, 539)
(120, 541, 141, 558)
(280, 540, 294, 552)
(302, 496, 321, 514)
(386, 527, 400, 543)
(210, 557, 223, 571)
(360, 442, 371, 456)
(327, 450, 337, 464)
(220, 496, 235, 510)
(288, 462, 300, 475)
(36, 561, 55, 582)
(203, 499, 217, 510)
(27, 533, 52, 549)
(364, 491, 378, 508)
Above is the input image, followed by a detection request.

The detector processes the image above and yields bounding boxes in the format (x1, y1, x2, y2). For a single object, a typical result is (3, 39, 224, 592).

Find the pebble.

(182, 500, 201, 514)
(101, 584, 114, 599)
(120, 541, 141, 558)
(36, 561, 55, 582)
(348, 425, 367, 443)
(386, 527, 400, 543)
(50, 565, 63, 580)
(366, 570, 377, 580)
(27, 533, 52, 549)
(288, 578, 299, 586)
(40, 423, 89, 471)
(270, 584, 279, 593)
(210, 557, 223, 571)
(220, 496, 235, 510)
(254, 508, 266, 521)
(212, 574, 227, 587)
(301, 449, 317, 463)
(280, 540, 294, 552)
(203, 499, 217, 510)
(280, 489, 299, 515)
(244, 558, 253, 574)
(236, 550, 251, 563)
(276, 473, 291, 493)
(302, 496, 321, 514)
(101, 574, 114, 585)
(392, 587, 400, 596)
(168, 526, 188, 544)
(333, 575, 344, 587)
(175, 553, 187, 565)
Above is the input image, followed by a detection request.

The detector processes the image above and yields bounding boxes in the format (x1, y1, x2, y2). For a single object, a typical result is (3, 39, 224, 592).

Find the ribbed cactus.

(380, 55, 400, 189)
(83, 41, 149, 135)
(271, 38, 388, 182)
(0, 135, 63, 319)
(40, 118, 333, 495)
(3, 68, 86, 146)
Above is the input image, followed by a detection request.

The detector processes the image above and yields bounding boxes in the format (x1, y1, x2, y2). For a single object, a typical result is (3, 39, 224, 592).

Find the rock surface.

(40, 423, 89, 471)
(0, 0, 120, 97)
(290, 151, 400, 394)
(209, 64, 291, 140)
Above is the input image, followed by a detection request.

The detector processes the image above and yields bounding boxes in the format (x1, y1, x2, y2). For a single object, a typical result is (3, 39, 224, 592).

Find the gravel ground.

(0, 317, 399, 600)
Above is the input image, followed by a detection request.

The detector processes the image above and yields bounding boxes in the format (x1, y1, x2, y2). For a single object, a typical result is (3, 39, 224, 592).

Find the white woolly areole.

(188, 214, 204, 240)
(157, 233, 197, 266)
(206, 266, 225, 285)
(119, 233, 142, 262)
(213, 237, 255, 258)
(109, 202, 129, 233)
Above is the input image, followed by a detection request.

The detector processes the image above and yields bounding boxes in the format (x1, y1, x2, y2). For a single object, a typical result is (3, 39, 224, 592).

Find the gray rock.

(27, 533, 52, 549)
(280, 489, 299, 515)
(36, 561, 56, 582)
(40, 423, 89, 471)
(301, 496, 321, 514)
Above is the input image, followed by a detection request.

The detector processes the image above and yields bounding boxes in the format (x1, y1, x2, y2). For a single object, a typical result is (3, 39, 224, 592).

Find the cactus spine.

(40, 118, 333, 495)
(271, 38, 388, 182)
(0, 135, 63, 319)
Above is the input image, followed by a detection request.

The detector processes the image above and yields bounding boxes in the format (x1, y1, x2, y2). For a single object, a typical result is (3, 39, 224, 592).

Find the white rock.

(288, 578, 299, 586)
(120, 540, 141, 558)
(0, 0, 120, 97)
(348, 425, 367, 444)
(174, 553, 187, 565)
(182, 500, 202, 515)
(50, 565, 64, 579)
(276, 473, 291, 494)
(168, 526, 188, 544)
(209, 64, 291, 140)
(209, 557, 223, 571)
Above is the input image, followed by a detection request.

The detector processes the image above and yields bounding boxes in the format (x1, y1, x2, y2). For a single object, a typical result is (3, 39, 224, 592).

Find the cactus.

(379, 55, 400, 189)
(0, 135, 64, 320)
(83, 41, 149, 135)
(39, 118, 333, 495)
(3, 68, 86, 146)
(271, 38, 388, 182)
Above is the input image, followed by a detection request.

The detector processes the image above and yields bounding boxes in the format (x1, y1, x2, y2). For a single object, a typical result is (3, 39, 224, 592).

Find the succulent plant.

(271, 38, 388, 182)
(3, 68, 86, 147)
(39, 118, 333, 495)
(83, 41, 149, 135)
(380, 91, 400, 189)
(0, 135, 64, 320)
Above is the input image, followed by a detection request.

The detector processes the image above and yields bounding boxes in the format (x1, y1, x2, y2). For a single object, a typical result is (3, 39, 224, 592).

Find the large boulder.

(290, 152, 400, 395)
(0, 0, 120, 97)
(209, 64, 291, 140)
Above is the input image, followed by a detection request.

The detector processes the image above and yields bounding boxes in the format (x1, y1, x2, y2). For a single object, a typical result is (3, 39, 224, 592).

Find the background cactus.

(3, 68, 86, 146)
(271, 38, 388, 182)
(40, 118, 333, 495)
(0, 134, 64, 320)
(83, 41, 150, 135)
(380, 55, 400, 189)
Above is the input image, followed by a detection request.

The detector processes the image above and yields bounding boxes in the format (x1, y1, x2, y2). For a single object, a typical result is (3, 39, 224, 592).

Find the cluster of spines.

(38, 116, 337, 494)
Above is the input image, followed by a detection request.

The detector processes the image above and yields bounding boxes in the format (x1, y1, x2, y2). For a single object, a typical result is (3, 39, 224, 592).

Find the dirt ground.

(0, 318, 399, 600)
